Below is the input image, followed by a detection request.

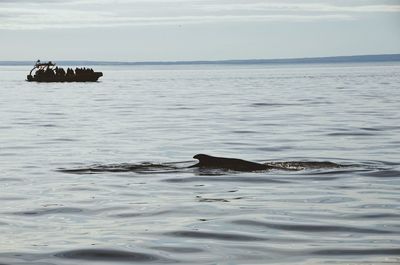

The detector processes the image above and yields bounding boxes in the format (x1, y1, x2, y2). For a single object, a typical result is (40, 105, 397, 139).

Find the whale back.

(192, 154, 269, 172)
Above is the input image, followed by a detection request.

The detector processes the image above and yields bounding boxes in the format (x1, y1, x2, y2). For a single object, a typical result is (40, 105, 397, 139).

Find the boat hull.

(27, 72, 103, 82)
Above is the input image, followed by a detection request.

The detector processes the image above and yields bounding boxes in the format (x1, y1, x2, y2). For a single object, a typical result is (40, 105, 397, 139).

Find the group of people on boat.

(34, 66, 95, 79)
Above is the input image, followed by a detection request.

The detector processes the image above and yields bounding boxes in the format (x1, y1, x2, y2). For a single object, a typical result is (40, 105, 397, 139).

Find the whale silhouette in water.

(189, 154, 273, 172)
(59, 154, 347, 174)
(189, 154, 345, 172)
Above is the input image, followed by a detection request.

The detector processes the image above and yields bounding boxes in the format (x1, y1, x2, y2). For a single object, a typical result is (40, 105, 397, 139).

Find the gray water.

(0, 63, 399, 264)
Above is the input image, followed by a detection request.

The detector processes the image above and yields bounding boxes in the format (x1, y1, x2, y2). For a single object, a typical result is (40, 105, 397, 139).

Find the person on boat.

(66, 68, 74, 78)
(35, 69, 44, 78)
(55, 67, 66, 79)
(45, 67, 55, 78)
(59, 67, 66, 77)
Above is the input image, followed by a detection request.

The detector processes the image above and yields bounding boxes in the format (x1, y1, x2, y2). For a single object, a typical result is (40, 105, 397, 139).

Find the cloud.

(200, 3, 400, 13)
(0, 0, 398, 30)
(0, 9, 353, 30)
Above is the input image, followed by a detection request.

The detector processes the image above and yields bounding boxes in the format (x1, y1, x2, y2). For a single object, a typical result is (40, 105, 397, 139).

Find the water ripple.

(54, 249, 167, 262)
(12, 207, 85, 216)
(311, 248, 400, 256)
(232, 220, 394, 234)
(164, 176, 289, 183)
(11, 206, 126, 216)
(363, 170, 400, 178)
(164, 230, 266, 241)
(58, 163, 180, 174)
(152, 246, 204, 253)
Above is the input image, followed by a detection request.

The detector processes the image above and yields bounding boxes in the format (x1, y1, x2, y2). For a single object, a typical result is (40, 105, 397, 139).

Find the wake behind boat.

(26, 60, 103, 82)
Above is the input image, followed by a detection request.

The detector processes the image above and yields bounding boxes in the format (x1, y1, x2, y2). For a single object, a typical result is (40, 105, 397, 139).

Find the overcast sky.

(1, 0, 399, 61)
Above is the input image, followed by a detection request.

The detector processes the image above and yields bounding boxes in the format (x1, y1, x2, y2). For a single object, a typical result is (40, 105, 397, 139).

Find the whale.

(59, 154, 347, 174)
(189, 154, 272, 172)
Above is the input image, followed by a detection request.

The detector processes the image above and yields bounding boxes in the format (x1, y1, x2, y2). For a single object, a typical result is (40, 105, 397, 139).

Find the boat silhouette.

(26, 60, 103, 82)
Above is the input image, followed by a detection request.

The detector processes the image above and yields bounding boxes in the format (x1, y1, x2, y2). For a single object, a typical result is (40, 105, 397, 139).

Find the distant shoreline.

(1, 54, 399, 66)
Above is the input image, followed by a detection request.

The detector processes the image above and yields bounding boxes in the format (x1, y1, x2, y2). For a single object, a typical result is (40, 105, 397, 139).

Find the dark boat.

(26, 60, 103, 82)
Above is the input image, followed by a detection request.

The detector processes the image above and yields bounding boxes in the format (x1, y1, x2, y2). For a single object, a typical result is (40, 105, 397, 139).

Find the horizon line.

(1, 53, 400, 66)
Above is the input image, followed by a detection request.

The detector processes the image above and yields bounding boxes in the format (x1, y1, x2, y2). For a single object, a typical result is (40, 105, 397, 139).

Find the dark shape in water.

(58, 154, 347, 174)
(190, 154, 345, 172)
(54, 249, 162, 262)
(58, 162, 178, 174)
(26, 60, 103, 82)
(189, 154, 273, 172)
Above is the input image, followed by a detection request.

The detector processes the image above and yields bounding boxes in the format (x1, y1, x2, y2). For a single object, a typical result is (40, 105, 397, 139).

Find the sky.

(0, 0, 399, 61)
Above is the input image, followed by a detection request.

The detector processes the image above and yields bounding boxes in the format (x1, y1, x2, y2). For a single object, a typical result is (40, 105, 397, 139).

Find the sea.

(0, 62, 399, 264)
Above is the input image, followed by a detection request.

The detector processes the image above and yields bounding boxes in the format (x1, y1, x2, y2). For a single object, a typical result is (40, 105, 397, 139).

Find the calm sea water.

(0, 63, 399, 264)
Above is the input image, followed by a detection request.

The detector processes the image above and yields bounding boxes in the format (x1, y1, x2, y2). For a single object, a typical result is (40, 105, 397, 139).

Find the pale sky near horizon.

(1, 0, 399, 61)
